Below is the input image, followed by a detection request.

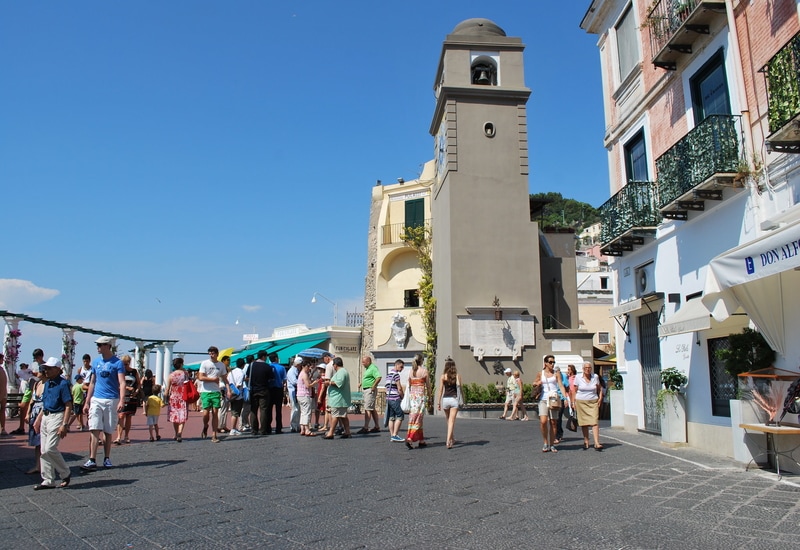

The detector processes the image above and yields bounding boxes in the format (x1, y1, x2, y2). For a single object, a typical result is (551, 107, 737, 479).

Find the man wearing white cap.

(81, 336, 126, 471)
(33, 357, 73, 490)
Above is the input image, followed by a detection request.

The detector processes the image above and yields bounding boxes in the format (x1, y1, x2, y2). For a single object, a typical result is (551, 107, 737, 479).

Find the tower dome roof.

(451, 18, 506, 37)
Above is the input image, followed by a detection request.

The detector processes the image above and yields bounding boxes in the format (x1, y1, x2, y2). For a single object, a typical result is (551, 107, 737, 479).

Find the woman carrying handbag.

(570, 361, 604, 451)
(533, 355, 568, 453)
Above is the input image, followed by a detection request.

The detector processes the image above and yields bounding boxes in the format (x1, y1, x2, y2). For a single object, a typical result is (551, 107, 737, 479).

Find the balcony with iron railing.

(656, 114, 743, 220)
(381, 220, 431, 245)
(646, 0, 727, 71)
(762, 32, 800, 154)
(599, 181, 661, 257)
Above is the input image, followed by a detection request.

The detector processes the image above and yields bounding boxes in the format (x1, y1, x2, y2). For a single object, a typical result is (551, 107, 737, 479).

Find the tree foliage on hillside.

(530, 192, 600, 232)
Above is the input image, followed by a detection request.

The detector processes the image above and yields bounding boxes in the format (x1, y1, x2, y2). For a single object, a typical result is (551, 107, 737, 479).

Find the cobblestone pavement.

(2, 413, 800, 549)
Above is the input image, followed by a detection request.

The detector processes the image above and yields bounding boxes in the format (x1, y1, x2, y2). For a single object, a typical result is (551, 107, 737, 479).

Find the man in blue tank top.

(81, 336, 126, 471)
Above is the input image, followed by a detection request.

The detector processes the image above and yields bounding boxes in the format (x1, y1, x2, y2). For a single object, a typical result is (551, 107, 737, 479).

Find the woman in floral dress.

(165, 357, 188, 442)
(405, 353, 428, 449)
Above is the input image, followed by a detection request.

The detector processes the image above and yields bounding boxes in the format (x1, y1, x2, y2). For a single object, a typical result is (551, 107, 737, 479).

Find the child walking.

(69, 374, 86, 431)
(146, 385, 165, 442)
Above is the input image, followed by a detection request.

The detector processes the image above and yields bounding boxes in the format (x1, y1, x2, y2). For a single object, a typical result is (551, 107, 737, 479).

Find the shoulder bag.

(456, 378, 464, 410)
(566, 408, 578, 432)
(532, 371, 544, 402)
(400, 387, 411, 414)
(183, 379, 200, 404)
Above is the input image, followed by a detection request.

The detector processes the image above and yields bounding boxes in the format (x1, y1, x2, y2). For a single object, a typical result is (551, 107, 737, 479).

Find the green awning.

(229, 341, 277, 365)
(275, 339, 327, 364)
(186, 336, 329, 370)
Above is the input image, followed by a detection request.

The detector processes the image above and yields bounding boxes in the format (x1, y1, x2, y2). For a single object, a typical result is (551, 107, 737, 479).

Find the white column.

(163, 343, 174, 387)
(134, 341, 145, 376)
(154, 346, 164, 386)
(61, 329, 77, 380)
(3, 317, 22, 391)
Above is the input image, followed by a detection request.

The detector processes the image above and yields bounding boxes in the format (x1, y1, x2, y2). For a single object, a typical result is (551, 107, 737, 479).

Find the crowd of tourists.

(2, 340, 604, 490)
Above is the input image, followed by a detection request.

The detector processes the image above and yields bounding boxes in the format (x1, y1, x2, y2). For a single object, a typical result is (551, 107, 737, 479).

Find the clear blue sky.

(1, 1, 606, 361)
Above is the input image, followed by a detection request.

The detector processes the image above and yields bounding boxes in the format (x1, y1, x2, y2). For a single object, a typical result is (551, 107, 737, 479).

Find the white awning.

(703, 217, 800, 355)
(609, 298, 641, 317)
(609, 293, 664, 318)
(658, 298, 711, 337)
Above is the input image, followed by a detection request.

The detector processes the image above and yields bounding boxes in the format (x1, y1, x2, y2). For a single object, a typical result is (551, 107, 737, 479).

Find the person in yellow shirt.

(145, 385, 166, 442)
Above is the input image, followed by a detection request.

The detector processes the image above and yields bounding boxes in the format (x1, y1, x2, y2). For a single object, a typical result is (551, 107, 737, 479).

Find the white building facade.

(582, 0, 800, 457)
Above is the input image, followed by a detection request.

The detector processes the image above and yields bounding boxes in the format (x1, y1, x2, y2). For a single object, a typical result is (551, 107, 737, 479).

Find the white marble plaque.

(458, 310, 535, 360)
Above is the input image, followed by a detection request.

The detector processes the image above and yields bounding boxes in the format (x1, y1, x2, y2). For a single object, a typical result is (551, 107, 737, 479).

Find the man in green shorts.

(198, 346, 228, 443)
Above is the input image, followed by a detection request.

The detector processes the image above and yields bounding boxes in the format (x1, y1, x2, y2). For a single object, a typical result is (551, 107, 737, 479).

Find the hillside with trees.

(530, 192, 600, 233)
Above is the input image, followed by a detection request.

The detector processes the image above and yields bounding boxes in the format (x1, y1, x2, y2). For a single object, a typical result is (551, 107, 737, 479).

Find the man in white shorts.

(81, 336, 126, 471)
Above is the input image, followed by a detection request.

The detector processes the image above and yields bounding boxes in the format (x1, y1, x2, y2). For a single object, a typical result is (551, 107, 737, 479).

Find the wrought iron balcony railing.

(762, 32, 800, 152)
(646, 0, 726, 71)
(655, 114, 742, 210)
(381, 220, 431, 245)
(599, 181, 660, 254)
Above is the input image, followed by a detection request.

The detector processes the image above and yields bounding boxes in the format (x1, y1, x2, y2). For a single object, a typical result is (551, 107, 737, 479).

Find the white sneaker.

(230, 429, 241, 436)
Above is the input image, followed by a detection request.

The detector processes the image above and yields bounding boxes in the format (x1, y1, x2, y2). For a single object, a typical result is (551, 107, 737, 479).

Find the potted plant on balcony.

(609, 367, 625, 428)
(657, 367, 688, 444)
(674, 0, 692, 20)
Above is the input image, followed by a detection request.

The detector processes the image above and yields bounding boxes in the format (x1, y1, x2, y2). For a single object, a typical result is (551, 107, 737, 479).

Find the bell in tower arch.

(471, 62, 496, 86)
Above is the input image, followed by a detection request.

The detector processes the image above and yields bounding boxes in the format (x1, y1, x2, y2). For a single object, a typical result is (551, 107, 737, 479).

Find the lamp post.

(311, 292, 338, 326)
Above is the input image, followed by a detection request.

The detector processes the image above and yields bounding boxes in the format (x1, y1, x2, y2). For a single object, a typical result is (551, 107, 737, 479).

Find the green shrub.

(462, 382, 506, 403)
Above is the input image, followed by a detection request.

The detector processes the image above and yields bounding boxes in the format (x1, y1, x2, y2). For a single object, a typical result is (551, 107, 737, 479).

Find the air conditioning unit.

(635, 262, 656, 297)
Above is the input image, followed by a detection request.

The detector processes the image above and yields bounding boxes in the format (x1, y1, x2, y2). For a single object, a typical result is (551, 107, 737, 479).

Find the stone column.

(61, 329, 77, 380)
(134, 342, 145, 376)
(154, 346, 164, 386)
(163, 343, 174, 388)
(3, 318, 22, 391)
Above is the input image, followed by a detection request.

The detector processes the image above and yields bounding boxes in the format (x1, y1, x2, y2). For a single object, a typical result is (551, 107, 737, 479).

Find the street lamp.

(311, 292, 338, 326)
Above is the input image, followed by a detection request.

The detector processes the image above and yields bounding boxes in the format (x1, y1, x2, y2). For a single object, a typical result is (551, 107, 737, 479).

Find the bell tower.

(429, 19, 545, 381)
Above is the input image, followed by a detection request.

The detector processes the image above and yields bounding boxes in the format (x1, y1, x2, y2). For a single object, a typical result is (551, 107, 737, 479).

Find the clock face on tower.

(436, 119, 447, 181)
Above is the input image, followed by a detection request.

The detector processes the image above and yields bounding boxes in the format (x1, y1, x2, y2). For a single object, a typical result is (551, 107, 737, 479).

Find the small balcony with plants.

(656, 114, 744, 221)
(645, 0, 727, 71)
(762, 32, 800, 154)
(598, 181, 661, 257)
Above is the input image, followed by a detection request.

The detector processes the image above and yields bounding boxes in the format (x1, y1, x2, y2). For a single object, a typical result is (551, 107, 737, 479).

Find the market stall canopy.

(593, 346, 615, 366)
(703, 217, 800, 356)
(185, 338, 328, 370)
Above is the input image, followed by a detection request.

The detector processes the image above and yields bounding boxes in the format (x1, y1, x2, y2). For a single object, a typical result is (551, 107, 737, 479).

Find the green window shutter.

(405, 198, 424, 228)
